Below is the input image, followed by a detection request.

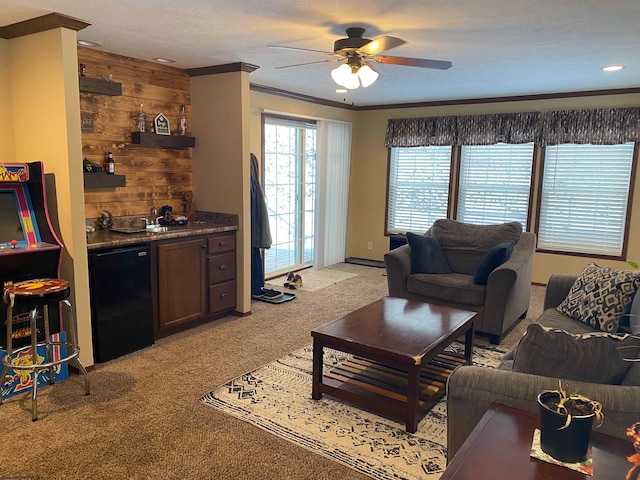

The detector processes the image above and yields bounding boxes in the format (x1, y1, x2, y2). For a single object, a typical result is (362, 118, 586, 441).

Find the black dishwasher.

(88, 243, 154, 363)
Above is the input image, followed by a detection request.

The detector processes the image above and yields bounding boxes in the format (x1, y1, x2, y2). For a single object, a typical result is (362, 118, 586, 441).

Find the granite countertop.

(86, 211, 238, 250)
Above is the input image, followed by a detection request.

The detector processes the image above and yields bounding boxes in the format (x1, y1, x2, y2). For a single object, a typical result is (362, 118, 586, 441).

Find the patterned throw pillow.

(557, 263, 640, 333)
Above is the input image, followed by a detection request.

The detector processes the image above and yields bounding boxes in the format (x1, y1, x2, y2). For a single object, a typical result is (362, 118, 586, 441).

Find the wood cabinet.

(207, 233, 236, 314)
(155, 231, 236, 335)
(157, 237, 207, 332)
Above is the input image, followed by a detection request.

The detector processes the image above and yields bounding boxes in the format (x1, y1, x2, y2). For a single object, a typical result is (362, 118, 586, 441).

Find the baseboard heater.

(345, 257, 385, 268)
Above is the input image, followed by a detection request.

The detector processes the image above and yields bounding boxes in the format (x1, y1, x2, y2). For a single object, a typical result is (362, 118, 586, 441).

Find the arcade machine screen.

(0, 191, 26, 246)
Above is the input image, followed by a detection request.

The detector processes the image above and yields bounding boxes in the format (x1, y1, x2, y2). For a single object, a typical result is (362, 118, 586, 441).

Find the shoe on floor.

(283, 272, 295, 288)
(261, 288, 283, 299)
(287, 274, 303, 289)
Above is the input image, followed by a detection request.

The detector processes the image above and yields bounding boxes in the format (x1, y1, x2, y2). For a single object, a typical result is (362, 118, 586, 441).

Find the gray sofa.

(446, 273, 640, 461)
(384, 219, 536, 344)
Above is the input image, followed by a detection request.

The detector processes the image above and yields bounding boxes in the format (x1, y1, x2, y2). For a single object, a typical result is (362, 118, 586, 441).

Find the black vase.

(537, 392, 595, 463)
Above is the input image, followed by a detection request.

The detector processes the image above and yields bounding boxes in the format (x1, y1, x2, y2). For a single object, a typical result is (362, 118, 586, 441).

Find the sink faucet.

(149, 207, 158, 226)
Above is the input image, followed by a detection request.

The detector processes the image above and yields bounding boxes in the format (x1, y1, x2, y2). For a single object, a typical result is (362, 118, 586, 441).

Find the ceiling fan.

(269, 27, 452, 90)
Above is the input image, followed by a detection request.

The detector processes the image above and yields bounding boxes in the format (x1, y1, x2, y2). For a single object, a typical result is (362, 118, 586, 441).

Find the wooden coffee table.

(311, 297, 476, 433)
(441, 402, 633, 479)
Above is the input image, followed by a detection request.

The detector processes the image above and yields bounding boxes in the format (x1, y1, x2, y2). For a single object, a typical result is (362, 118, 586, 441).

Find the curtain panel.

(314, 120, 352, 268)
(385, 108, 640, 148)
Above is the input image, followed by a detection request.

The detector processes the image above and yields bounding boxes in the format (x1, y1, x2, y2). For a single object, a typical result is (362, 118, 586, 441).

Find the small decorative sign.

(154, 113, 170, 135)
(81, 111, 94, 133)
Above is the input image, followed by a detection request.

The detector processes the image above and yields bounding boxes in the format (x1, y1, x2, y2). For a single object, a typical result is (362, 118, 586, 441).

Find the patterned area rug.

(267, 267, 359, 292)
(200, 342, 506, 480)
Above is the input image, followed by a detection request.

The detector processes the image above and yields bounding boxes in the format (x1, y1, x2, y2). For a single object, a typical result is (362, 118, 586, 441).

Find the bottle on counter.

(178, 104, 187, 136)
(105, 152, 115, 175)
(136, 104, 146, 133)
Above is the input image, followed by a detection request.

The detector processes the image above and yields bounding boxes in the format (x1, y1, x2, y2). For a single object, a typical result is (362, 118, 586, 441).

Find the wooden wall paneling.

(78, 47, 194, 220)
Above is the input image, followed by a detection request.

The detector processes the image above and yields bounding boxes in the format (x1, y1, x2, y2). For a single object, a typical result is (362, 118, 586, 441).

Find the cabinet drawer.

(208, 252, 236, 284)
(208, 281, 236, 313)
(207, 234, 235, 254)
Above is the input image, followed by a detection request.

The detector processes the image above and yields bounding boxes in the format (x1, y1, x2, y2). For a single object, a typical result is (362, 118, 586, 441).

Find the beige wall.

(348, 93, 640, 284)
(248, 89, 640, 284)
(192, 71, 252, 313)
(0, 40, 16, 161)
(6, 28, 93, 365)
(249, 91, 357, 159)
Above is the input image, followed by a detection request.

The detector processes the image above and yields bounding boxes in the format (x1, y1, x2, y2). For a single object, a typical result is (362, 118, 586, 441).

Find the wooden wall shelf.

(79, 77, 122, 96)
(84, 173, 126, 189)
(131, 132, 196, 149)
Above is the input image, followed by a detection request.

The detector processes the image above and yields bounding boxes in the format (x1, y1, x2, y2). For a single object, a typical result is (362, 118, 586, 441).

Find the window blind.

(457, 143, 534, 226)
(387, 146, 452, 234)
(538, 142, 635, 255)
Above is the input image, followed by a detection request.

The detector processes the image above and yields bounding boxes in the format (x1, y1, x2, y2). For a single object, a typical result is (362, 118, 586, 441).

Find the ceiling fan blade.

(268, 45, 334, 55)
(357, 36, 406, 55)
(275, 58, 342, 69)
(373, 55, 452, 70)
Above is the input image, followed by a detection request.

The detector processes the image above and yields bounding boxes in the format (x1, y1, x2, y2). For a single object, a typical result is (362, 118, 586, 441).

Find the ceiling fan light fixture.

(331, 63, 360, 89)
(358, 64, 379, 88)
(602, 64, 624, 72)
(77, 39, 103, 47)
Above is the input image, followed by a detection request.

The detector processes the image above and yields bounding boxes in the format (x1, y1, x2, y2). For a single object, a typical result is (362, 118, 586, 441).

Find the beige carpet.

(267, 267, 359, 292)
(0, 263, 544, 480)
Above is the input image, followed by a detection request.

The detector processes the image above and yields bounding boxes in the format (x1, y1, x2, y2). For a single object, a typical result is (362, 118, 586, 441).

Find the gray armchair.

(384, 219, 536, 344)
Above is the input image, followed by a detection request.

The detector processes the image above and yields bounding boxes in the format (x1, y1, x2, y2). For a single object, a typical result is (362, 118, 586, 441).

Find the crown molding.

(250, 84, 357, 110)
(250, 84, 640, 111)
(0, 12, 90, 39)
(353, 87, 640, 111)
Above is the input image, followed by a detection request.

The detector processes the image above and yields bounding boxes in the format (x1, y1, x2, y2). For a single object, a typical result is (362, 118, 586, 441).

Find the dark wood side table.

(441, 402, 633, 479)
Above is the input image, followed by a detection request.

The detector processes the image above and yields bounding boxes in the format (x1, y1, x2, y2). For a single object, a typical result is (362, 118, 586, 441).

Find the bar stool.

(1, 278, 90, 421)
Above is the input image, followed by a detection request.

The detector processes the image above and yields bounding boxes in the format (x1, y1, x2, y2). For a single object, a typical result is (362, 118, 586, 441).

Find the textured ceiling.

(2, 0, 640, 106)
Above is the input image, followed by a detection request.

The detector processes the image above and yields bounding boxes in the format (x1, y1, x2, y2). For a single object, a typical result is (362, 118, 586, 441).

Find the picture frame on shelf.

(154, 113, 170, 135)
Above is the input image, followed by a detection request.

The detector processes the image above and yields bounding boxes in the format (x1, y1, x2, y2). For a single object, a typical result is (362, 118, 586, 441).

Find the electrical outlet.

(367, 241, 373, 250)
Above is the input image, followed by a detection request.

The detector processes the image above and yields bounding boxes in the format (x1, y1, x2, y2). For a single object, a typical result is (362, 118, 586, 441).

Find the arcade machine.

(0, 161, 68, 398)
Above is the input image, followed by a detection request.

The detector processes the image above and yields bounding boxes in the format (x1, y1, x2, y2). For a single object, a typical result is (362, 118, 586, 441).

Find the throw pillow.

(557, 263, 640, 333)
(512, 323, 640, 384)
(406, 232, 452, 274)
(473, 241, 515, 285)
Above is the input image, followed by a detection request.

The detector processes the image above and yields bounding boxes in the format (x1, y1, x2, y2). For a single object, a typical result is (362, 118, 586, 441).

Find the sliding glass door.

(263, 116, 316, 276)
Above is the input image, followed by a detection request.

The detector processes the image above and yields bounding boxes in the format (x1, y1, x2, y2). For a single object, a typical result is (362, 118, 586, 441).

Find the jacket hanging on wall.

(250, 153, 292, 302)
(251, 153, 272, 251)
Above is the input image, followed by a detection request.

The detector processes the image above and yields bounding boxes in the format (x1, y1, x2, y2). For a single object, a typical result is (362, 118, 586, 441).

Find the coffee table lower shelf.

(320, 352, 466, 426)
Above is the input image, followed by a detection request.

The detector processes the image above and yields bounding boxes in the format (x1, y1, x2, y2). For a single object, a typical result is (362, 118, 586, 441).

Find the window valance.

(385, 112, 540, 147)
(539, 107, 640, 146)
(385, 107, 640, 148)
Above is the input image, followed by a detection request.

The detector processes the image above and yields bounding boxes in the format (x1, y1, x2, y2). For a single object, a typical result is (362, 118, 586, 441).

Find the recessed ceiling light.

(153, 57, 176, 64)
(77, 39, 103, 47)
(335, 88, 348, 93)
(602, 65, 624, 72)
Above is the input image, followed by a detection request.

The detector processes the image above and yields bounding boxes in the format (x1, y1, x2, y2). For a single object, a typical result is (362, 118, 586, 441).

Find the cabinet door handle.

(219, 264, 226, 271)
(219, 241, 227, 247)
(219, 293, 227, 299)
